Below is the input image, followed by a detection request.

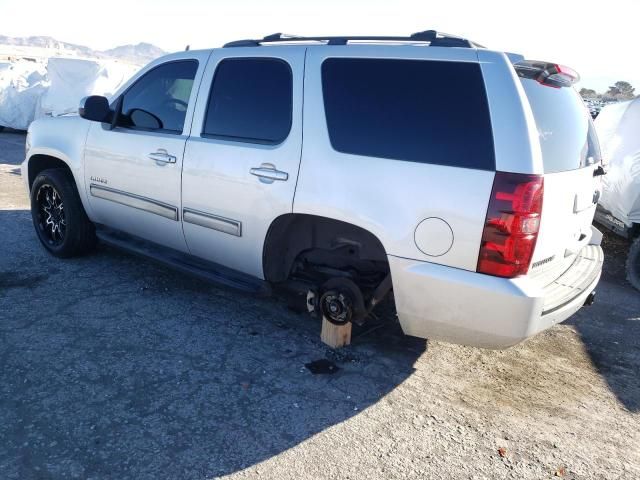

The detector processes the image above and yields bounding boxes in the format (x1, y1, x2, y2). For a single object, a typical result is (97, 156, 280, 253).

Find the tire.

(626, 235, 640, 292)
(30, 168, 96, 258)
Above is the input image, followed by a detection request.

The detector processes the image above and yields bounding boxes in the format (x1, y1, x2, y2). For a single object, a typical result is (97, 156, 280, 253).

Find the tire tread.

(626, 235, 640, 292)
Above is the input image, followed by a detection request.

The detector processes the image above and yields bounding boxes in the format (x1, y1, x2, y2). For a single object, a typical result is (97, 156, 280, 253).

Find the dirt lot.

(1, 130, 639, 480)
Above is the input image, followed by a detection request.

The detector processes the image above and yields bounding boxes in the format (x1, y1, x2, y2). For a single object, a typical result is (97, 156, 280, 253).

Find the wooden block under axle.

(320, 317, 352, 348)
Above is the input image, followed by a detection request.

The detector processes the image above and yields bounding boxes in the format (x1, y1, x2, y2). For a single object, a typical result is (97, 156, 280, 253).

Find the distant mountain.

(0, 35, 95, 57)
(102, 43, 167, 64)
(0, 35, 168, 65)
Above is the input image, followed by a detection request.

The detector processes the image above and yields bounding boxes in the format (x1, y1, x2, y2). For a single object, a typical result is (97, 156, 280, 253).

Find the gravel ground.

(1, 130, 639, 480)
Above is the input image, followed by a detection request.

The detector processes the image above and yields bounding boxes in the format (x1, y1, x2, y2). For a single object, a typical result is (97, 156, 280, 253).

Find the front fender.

(23, 116, 93, 216)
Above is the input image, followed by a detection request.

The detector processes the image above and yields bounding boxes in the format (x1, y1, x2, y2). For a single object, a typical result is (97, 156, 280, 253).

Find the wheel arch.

(27, 153, 73, 189)
(262, 213, 389, 283)
(26, 149, 94, 219)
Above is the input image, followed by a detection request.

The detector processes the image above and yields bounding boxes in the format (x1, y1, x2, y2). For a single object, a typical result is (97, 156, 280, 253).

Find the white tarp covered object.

(595, 98, 640, 227)
(0, 57, 138, 130)
(0, 59, 48, 130)
(38, 58, 138, 118)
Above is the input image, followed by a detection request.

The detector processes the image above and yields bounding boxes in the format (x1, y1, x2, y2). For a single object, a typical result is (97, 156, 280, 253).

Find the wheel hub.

(37, 184, 66, 245)
(320, 290, 353, 325)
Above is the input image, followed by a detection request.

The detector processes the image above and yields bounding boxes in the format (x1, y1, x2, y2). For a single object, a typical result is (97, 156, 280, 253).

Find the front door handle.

(250, 163, 289, 183)
(148, 149, 176, 164)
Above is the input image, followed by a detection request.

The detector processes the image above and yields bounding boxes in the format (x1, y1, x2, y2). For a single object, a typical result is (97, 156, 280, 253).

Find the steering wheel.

(162, 98, 188, 111)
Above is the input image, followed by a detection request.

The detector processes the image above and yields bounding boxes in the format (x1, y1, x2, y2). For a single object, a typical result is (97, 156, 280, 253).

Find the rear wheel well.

(263, 213, 389, 287)
(28, 155, 72, 190)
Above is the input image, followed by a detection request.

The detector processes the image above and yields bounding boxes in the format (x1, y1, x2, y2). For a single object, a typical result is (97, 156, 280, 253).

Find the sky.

(1, 0, 639, 92)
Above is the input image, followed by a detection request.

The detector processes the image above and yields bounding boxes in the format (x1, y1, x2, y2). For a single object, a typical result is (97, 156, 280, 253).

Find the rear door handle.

(148, 149, 176, 164)
(250, 163, 289, 183)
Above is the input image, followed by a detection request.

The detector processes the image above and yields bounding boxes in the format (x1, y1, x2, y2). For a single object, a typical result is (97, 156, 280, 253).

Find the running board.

(95, 227, 271, 296)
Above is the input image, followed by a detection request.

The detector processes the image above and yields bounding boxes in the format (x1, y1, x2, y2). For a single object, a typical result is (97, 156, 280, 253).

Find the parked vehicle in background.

(22, 30, 604, 349)
(594, 98, 640, 290)
(584, 98, 604, 119)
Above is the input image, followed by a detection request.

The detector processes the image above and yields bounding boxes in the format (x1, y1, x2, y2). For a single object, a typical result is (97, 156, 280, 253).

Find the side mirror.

(79, 96, 112, 123)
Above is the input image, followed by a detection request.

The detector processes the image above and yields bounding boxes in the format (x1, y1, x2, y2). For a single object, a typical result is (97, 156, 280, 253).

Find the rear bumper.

(389, 245, 603, 349)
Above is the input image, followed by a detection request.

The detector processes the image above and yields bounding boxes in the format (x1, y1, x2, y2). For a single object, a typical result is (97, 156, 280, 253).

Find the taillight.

(553, 64, 580, 85)
(477, 172, 544, 278)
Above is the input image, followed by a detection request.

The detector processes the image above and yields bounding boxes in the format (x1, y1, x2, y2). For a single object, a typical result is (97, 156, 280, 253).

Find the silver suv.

(22, 31, 604, 348)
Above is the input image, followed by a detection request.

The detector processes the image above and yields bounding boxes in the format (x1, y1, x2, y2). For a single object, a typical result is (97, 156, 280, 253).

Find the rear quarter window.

(321, 58, 495, 171)
(519, 79, 601, 173)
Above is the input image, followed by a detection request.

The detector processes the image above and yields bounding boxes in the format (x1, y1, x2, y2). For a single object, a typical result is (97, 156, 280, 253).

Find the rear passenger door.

(182, 48, 304, 278)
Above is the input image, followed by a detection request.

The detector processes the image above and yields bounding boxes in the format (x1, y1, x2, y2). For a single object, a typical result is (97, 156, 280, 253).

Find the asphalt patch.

(0, 271, 47, 289)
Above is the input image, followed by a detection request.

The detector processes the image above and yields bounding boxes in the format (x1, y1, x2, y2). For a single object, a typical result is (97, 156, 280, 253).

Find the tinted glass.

(118, 60, 198, 133)
(321, 58, 495, 170)
(520, 78, 601, 173)
(203, 58, 292, 144)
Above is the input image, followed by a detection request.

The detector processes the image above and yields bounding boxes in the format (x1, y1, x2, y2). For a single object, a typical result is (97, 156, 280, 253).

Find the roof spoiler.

(513, 60, 580, 88)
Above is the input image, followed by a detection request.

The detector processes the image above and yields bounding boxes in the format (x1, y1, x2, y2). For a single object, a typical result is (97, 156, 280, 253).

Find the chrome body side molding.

(89, 184, 178, 221)
(183, 208, 242, 237)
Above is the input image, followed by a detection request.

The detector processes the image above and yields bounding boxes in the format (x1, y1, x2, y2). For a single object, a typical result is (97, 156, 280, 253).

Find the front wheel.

(627, 235, 640, 292)
(30, 168, 96, 258)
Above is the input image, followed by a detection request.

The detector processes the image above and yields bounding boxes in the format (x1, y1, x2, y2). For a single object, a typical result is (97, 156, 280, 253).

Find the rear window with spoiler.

(321, 58, 495, 171)
(515, 60, 602, 173)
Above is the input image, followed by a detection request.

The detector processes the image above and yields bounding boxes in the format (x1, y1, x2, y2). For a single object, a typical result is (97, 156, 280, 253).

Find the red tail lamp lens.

(477, 172, 544, 278)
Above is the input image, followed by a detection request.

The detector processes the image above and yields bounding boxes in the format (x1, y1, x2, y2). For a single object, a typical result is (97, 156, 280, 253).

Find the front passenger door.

(84, 55, 208, 252)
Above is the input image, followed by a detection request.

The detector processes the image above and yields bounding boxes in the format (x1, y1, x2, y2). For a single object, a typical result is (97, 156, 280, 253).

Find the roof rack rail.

(223, 30, 483, 49)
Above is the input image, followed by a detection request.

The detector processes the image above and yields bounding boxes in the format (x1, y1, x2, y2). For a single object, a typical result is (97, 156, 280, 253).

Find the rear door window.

(321, 58, 495, 170)
(203, 57, 292, 144)
(519, 78, 601, 173)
